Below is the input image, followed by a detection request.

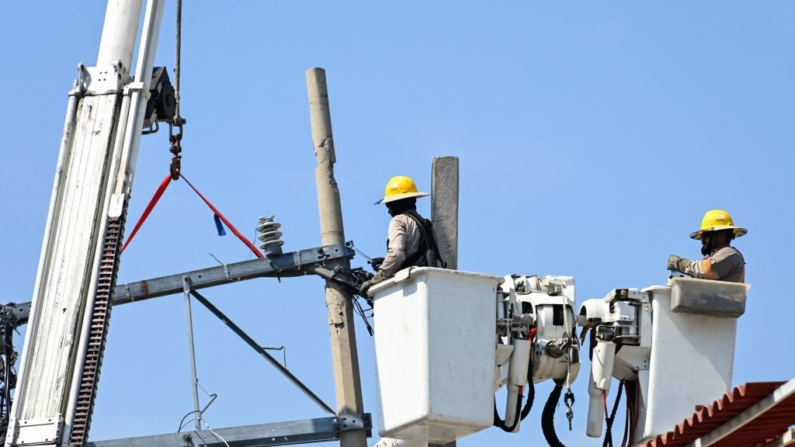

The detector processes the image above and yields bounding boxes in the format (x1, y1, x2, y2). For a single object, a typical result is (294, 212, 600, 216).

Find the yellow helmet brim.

(690, 226, 748, 240)
(375, 191, 429, 205)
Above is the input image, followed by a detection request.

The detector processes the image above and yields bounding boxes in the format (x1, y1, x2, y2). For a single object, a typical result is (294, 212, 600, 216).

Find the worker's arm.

(377, 216, 408, 279)
(680, 258, 717, 280)
(674, 247, 744, 281)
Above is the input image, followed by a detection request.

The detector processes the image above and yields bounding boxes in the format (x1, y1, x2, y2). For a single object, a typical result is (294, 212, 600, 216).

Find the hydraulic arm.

(6, 1, 166, 446)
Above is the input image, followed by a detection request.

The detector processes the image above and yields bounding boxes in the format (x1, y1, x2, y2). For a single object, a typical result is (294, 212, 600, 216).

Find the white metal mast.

(6, 1, 165, 446)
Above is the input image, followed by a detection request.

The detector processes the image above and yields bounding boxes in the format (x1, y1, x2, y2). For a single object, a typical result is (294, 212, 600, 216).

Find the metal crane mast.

(5, 1, 166, 445)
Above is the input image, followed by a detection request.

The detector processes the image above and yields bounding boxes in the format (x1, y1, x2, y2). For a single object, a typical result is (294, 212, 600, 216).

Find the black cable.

(0, 309, 15, 443)
(493, 391, 524, 432)
(177, 410, 201, 432)
(174, 0, 182, 120)
(352, 297, 374, 336)
(520, 360, 535, 421)
(602, 380, 625, 447)
(494, 344, 536, 431)
(624, 380, 638, 447)
(541, 382, 566, 447)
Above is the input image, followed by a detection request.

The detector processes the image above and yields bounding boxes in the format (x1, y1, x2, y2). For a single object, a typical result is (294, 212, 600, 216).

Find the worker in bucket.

(360, 175, 445, 297)
(666, 209, 747, 283)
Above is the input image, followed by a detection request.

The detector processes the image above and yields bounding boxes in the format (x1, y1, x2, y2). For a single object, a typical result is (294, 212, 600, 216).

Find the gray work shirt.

(378, 214, 423, 279)
(682, 246, 746, 283)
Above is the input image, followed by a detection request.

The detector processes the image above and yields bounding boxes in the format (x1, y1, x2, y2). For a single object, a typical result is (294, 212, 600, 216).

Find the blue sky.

(1, 1, 794, 446)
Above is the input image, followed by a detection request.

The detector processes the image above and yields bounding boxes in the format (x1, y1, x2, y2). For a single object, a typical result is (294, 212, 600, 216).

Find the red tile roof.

(643, 381, 795, 447)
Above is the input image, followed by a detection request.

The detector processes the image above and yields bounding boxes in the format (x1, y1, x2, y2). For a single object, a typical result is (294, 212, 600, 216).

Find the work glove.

(360, 271, 385, 297)
(667, 255, 691, 273)
(666, 255, 681, 270)
(369, 257, 385, 272)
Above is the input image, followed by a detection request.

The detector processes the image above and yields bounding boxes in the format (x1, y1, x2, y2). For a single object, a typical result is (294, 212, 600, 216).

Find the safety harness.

(396, 210, 446, 270)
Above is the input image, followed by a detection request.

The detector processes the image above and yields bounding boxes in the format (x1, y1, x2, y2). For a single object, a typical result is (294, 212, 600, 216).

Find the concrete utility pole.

(430, 156, 460, 447)
(306, 68, 367, 447)
(431, 157, 459, 271)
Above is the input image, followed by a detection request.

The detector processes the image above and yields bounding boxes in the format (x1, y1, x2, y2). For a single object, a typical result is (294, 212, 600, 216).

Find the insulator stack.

(257, 215, 284, 256)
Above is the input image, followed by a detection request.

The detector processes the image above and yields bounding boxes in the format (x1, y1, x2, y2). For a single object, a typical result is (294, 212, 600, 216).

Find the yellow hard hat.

(690, 209, 748, 240)
(375, 175, 429, 205)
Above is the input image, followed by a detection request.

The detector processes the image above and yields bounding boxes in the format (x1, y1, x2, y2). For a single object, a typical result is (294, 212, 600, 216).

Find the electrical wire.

(350, 244, 374, 262)
(352, 296, 374, 336)
(201, 416, 231, 447)
(177, 410, 201, 433)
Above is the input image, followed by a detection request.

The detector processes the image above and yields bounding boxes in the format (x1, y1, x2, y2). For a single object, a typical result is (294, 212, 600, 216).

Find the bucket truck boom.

(5, 1, 167, 446)
(370, 268, 582, 446)
(579, 277, 751, 445)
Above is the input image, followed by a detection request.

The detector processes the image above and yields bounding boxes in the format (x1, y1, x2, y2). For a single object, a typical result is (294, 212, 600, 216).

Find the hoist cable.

(169, 0, 185, 180)
(174, 0, 182, 120)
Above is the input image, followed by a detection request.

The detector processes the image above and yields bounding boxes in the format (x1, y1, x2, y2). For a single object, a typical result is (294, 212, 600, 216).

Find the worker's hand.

(360, 272, 385, 297)
(677, 257, 691, 273)
(667, 255, 682, 271)
(369, 257, 385, 272)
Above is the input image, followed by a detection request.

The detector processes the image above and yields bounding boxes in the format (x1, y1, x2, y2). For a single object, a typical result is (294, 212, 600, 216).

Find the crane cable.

(174, 0, 181, 121)
(169, 0, 184, 180)
(120, 0, 264, 256)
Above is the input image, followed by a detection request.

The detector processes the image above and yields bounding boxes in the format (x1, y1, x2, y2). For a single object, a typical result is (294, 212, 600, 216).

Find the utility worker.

(360, 175, 443, 297)
(666, 209, 747, 283)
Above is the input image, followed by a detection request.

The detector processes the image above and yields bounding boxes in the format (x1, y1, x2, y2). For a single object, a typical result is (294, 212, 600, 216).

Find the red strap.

(121, 173, 264, 259)
(180, 174, 263, 259)
(121, 174, 172, 254)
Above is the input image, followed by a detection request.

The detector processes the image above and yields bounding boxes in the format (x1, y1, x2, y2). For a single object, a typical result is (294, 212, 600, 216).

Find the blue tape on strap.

(214, 214, 227, 236)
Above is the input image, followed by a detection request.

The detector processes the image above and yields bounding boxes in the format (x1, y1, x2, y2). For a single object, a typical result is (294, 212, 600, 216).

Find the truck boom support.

(6, 1, 165, 445)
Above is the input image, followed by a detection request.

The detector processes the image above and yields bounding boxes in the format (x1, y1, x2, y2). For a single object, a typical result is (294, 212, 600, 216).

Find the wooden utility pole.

(430, 156, 460, 447)
(306, 68, 367, 447)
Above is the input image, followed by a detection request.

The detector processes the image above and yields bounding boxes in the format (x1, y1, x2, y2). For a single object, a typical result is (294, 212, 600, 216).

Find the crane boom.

(6, 1, 165, 446)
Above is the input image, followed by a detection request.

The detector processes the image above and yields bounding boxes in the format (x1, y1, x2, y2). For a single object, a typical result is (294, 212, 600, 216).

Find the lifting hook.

(169, 117, 185, 180)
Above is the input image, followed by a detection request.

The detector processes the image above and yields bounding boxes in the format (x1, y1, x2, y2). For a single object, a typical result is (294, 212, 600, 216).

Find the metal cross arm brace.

(188, 288, 336, 415)
(6, 243, 356, 325)
(85, 414, 372, 447)
(113, 243, 356, 304)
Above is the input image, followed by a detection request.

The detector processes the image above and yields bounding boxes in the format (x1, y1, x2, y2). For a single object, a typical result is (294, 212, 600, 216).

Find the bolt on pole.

(306, 67, 367, 447)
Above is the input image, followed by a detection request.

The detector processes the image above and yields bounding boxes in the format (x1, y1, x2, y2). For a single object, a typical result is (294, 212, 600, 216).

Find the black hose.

(520, 361, 535, 421)
(494, 350, 536, 431)
(602, 380, 625, 447)
(624, 380, 639, 447)
(541, 382, 566, 447)
(493, 391, 524, 432)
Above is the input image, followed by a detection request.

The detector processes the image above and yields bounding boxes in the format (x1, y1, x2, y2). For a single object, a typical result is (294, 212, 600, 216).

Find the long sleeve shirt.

(681, 246, 746, 283)
(378, 213, 423, 279)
